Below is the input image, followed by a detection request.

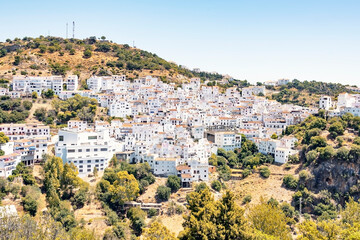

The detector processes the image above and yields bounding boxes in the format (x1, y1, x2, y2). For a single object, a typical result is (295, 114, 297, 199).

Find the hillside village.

(0, 75, 317, 180)
(0, 39, 360, 239)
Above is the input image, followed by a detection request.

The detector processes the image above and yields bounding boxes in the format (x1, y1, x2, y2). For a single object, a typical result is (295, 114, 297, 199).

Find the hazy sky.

(1, 0, 359, 85)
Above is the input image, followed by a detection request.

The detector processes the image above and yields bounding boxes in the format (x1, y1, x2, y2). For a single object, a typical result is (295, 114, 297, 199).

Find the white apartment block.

(64, 75, 79, 91)
(55, 128, 122, 176)
(67, 120, 88, 131)
(242, 86, 265, 97)
(0, 124, 50, 141)
(12, 75, 63, 95)
(205, 131, 241, 151)
(319, 96, 332, 110)
(0, 153, 21, 178)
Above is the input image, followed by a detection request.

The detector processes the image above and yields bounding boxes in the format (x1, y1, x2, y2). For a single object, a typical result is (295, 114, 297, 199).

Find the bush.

(242, 195, 252, 204)
(211, 180, 222, 192)
(259, 166, 270, 178)
(22, 195, 38, 216)
(288, 154, 299, 163)
(195, 182, 208, 193)
(147, 208, 158, 218)
(242, 169, 251, 178)
(83, 49, 92, 58)
(306, 150, 318, 163)
(166, 175, 181, 193)
(155, 186, 171, 202)
(283, 175, 298, 190)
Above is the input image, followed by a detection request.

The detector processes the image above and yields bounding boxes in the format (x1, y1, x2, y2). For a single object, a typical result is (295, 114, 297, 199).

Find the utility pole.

(299, 197, 302, 218)
(72, 21, 75, 39)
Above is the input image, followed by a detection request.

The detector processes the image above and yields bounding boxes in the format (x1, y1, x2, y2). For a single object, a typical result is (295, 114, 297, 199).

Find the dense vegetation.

(209, 135, 273, 181)
(270, 79, 352, 106)
(0, 96, 32, 123)
(36, 94, 96, 124)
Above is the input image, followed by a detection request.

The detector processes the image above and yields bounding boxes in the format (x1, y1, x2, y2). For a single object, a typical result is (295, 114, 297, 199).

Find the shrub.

(147, 208, 158, 218)
(259, 166, 270, 178)
(306, 150, 318, 163)
(83, 49, 92, 58)
(283, 175, 298, 190)
(211, 180, 222, 192)
(22, 195, 38, 216)
(242, 195, 252, 204)
(242, 169, 251, 178)
(195, 182, 208, 193)
(155, 186, 171, 202)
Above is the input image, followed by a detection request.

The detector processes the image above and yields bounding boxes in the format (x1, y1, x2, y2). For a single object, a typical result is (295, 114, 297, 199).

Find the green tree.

(283, 175, 298, 190)
(329, 121, 344, 138)
(155, 186, 171, 202)
(166, 175, 181, 193)
(13, 55, 21, 66)
(21, 195, 38, 216)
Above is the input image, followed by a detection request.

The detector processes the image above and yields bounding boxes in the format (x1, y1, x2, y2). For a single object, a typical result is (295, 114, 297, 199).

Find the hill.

(0, 36, 224, 86)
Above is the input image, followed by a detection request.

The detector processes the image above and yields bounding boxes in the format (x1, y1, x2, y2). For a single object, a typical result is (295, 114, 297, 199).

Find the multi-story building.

(319, 96, 332, 110)
(205, 131, 241, 151)
(55, 128, 122, 176)
(0, 153, 21, 178)
(12, 76, 63, 95)
(0, 123, 50, 141)
(64, 75, 79, 91)
(242, 86, 265, 98)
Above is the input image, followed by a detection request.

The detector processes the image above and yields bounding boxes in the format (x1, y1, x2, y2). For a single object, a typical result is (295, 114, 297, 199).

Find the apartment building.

(0, 123, 50, 141)
(55, 128, 122, 176)
(205, 131, 241, 151)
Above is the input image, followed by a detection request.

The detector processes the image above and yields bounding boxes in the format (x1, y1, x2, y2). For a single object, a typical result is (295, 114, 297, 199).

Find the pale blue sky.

(1, 0, 359, 85)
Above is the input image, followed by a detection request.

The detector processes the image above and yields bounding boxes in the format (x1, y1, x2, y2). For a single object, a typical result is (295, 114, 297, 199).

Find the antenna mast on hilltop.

(66, 23, 68, 39)
(72, 21, 75, 39)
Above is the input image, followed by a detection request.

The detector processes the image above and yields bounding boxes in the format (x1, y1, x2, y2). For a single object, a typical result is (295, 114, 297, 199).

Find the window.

(100, 148, 107, 151)
(94, 148, 98, 152)
(87, 160, 91, 163)
(59, 136, 64, 141)
(78, 149, 82, 152)
(79, 160, 83, 163)
(88, 136, 97, 140)
(68, 149, 75, 153)
(87, 165, 91, 168)
(86, 149, 90, 152)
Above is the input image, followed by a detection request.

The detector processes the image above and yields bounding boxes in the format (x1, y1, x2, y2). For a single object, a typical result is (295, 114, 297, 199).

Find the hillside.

(0, 36, 224, 86)
(267, 79, 356, 107)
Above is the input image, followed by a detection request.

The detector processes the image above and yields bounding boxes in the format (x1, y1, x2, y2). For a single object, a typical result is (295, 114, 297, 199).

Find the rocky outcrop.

(309, 159, 360, 197)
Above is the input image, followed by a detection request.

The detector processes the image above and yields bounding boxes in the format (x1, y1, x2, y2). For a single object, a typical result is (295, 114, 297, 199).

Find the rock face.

(310, 159, 360, 196)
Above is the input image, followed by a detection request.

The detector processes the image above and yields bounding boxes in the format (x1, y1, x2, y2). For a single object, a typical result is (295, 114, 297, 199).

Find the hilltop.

(0, 36, 224, 86)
